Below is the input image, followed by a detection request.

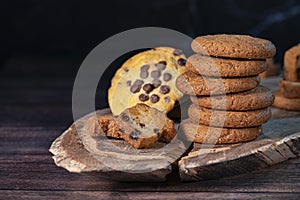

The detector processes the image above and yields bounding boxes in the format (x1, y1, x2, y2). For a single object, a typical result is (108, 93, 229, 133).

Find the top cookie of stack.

(177, 34, 276, 144)
(177, 34, 276, 95)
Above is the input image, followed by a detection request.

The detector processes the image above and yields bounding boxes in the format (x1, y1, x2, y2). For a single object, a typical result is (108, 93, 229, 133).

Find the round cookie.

(180, 120, 261, 144)
(190, 85, 274, 111)
(283, 44, 300, 82)
(191, 34, 276, 59)
(176, 71, 260, 96)
(273, 91, 300, 111)
(279, 79, 300, 98)
(108, 47, 186, 115)
(186, 54, 268, 77)
(188, 105, 271, 128)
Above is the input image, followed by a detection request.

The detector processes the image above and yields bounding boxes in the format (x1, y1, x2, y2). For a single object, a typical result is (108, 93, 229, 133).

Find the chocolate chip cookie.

(85, 114, 122, 138)
(116, 103, 176, 148)
(191, 34, 276, 59)
(108, 47, 186, 115)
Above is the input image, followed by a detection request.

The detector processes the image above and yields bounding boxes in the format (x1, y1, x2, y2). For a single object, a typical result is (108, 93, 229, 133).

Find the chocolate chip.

(156, 61, 167, 70)
(140, 71, 148, 79)
(173, 49, 183, 56)
(163, 73, 172, 82)
(135, 79, 144, 85)
(150, 94, 160, 103)
(141, 64, 150, 72)
(139, 123, 145, 128)
(119, 128, 125, 133)
(160, 85, 170, 94)
(121, 113, 130, 122)
(143, 83, 155, 94)
(151, 70, 161, 79)
(124, 68, 129, 72)
(130, 80, 144, 93)
(177, 58, 186, 66)
(130, 85, 141, 93)
(152, 79, 162, 88)
(139, 94, 149, 102)
(129, 131, 139, 141)
(164, 96, 170, 103)
(153, 128, 160, 134)
(126, 80, 131, 86)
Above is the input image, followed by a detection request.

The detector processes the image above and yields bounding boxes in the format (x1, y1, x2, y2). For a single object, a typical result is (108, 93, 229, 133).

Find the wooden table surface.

(1, 56, 300, 199)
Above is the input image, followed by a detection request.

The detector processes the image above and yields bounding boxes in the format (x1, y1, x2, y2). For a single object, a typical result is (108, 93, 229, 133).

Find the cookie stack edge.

(177, 34, 276, 144)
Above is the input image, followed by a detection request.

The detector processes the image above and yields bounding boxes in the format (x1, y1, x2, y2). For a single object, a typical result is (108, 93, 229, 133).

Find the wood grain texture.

(1, 57, 300, 198)
(49, 109, 188, 182)
(1, 191, 300, 200)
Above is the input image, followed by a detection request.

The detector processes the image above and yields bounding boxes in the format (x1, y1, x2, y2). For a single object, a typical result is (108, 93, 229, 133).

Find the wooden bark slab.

(178, 77, 300, 181)
(49, 109, 188, 182)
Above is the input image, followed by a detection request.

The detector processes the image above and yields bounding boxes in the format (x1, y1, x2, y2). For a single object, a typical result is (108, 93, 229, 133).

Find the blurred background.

(1, 0, 300, 124)
(2, 0, 300, 62)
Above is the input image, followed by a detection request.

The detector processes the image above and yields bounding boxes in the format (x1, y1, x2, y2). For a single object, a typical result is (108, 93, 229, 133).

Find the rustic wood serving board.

(49, 77, 300, 182)
(49, 109, 189, 182)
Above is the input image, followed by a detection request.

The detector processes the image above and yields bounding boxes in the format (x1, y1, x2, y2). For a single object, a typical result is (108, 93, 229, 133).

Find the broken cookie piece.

(85, 115, 123, 138)
(116, 103, 176, 149)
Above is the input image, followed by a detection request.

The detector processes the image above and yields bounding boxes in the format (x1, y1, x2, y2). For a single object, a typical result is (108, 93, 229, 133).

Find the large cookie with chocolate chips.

(108, 47, 186, 116)
(191, 34, 276, 59)
(284, 44, 300, 82)
(115, 103, 176, 149)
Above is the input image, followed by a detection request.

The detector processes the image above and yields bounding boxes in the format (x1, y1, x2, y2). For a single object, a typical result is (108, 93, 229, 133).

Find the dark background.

(2, 0, 300, 61)
(1, 0, 300, 113)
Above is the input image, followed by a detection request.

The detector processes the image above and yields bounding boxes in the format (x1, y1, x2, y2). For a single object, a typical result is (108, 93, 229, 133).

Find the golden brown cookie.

(186, 54, 268, 77)
(191, 34, 276, 59)
(85, 112, 175, 144)
(108, 47, 186, 116)
(190, 85, 274, 111)
(85, 115, 122, 138)
(188, 105, 271, 128)
(273, 91, 300, 111)
(176, 71, 260, 96)
(180, 120, 261, 144)
(116, 104, 176, 148)
(279, 79, 300, 98)
(284, 44, 300, 82)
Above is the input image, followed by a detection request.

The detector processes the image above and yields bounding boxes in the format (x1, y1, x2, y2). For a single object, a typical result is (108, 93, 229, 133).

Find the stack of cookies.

(273, 44, 300, 111)
(177, 34, 276, 144)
